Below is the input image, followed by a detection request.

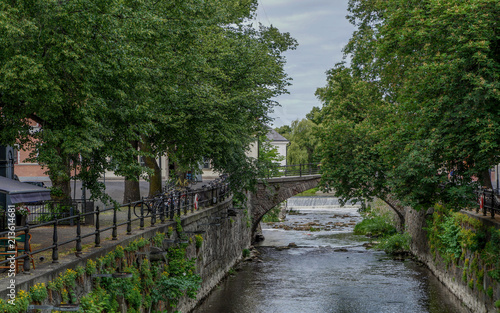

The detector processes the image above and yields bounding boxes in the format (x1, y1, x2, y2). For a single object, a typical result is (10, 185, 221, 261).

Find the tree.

(0, 0, 297, 203)
(306, 106, 323, 125)
(316, 64, 391, 205)
(283, 118, 320, 165)
(318, 0, 500, 209)
(0, 0, 154, 201)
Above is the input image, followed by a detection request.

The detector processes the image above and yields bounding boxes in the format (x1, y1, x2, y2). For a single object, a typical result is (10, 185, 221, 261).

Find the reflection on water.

(193, 198, 470, 313)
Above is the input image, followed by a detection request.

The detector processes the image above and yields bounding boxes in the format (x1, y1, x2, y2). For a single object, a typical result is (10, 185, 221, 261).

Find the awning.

(0, 176, 51, 203)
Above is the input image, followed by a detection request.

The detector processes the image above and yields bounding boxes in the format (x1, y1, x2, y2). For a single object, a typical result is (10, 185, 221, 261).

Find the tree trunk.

(123, 179, 140, 203)
(146, 156, 161, 197)
(479, 169, 493, 189)
(123, 141, 141, 203)
(138, 138, 162, 197)
(49, 152, 72, 201)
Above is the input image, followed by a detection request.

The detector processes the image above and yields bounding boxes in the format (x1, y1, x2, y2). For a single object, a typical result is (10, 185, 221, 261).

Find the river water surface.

(193, 197, 470, 313)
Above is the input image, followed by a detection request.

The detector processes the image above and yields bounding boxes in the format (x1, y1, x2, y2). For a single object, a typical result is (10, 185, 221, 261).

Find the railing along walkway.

(260, 163, 321, 179)
(0, 180, 229, 276)
(0, 164, 319, 277)
(475, 188, 500, 218)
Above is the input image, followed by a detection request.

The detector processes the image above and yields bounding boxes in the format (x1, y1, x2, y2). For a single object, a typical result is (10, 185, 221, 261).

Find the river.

(193, 197, 470, 313)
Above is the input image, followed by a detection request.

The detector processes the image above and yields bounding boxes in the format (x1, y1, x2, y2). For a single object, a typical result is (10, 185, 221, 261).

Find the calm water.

(193, 198, 470, 313)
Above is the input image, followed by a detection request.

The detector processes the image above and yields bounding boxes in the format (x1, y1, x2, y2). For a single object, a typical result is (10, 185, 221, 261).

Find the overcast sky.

(254, 0, 356, 127)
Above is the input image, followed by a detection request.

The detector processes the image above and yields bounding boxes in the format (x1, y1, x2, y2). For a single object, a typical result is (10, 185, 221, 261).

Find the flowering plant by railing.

(15, 204, 30, 216)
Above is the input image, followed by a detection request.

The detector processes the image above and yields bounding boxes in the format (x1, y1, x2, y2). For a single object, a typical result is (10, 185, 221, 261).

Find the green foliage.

(29, 283, 48, 303)
(280, 118, 320, 166)
(79, 287, 114, 313)
(354, 210, 396, 237)
(495, 300, 500, 308)
(175, 216, 183, 234)
(376, 232, 411, 255)
(295, 187, 319, 196)
(437, 215, 463, 261)
(487, 287, 494, 299)
(0, 0, 297, 201)
(0, 290, 30, 313)
(20, 230, 203, 312)
(195, 235, 203, 249)
(242, 249, 251, 258)
(167, 226, 174, 238)
(152, 233, 166, 248)
(317, 0, 500, 208)
(261, 206, 282, 223)
(258, 134, 285, 178)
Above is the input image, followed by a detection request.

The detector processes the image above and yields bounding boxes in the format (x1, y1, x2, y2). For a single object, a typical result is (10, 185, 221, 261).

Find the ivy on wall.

(0, 228, 202, 313)
(426, 204, 500, 304)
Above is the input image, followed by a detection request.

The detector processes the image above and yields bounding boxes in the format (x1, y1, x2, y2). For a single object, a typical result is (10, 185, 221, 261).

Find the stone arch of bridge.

(248, 175, 408, 239)
(248, 175, 321, 237)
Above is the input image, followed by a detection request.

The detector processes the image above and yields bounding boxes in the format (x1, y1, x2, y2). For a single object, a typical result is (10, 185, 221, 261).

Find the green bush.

(376, 232, 411, 255)
(354, 213, 396, 237)
(242, 248, 250, 258)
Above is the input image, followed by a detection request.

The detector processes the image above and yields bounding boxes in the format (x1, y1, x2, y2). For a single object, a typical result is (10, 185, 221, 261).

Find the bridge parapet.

(249, 174, 321, 236)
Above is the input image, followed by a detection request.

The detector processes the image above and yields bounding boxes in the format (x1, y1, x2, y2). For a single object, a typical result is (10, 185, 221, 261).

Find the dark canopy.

(0, 176, 51, 203)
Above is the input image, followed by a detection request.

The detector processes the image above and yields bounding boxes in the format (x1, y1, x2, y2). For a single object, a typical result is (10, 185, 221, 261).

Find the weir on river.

(194, 196, 469, 313)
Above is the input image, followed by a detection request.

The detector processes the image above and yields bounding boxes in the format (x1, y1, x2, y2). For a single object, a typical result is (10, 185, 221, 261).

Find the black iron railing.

(475, 189, 500, 218)
(0, 179, 230, 274)
(260, 163, 321, 178)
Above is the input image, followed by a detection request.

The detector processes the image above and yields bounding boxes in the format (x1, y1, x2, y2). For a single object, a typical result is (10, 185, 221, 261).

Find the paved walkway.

(2, 179, 210, 279)
(2, 208, 176, 280)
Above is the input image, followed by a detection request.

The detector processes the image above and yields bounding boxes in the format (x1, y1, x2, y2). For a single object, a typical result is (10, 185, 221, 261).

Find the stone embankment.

(406, 207, 500, 313)
(0, 197, 253, 313)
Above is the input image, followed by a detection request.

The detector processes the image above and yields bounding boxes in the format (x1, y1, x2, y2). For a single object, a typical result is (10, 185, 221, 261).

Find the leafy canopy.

(0, 0, 297, 201)
(317, 0, 500, 209)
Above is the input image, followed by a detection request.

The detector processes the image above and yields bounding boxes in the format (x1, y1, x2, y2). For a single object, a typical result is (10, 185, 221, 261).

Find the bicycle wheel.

(133, 201, 151, 218)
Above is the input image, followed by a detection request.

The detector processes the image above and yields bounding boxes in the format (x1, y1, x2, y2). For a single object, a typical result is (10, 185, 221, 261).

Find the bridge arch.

(248, 175, 321, 235)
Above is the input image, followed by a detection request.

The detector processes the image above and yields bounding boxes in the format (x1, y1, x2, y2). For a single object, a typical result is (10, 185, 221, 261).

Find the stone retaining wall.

(0, 197, 253, 312)
(406, 208, 500, 313)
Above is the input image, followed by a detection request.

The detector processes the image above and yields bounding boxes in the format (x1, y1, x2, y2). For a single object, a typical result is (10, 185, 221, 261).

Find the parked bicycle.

(133, 196, 171, 218)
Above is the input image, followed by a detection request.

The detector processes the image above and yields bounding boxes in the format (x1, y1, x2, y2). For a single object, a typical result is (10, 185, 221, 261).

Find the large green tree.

(318, 0, 500, 209)
(0, 0, 296, 202)
(0, 0, 154, 201)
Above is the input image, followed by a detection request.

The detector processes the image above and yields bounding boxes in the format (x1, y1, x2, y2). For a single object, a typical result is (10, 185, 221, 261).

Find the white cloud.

(254, 0, 356, 127)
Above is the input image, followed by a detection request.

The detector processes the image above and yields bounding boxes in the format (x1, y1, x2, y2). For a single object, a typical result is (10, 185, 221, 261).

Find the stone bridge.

(248, 175, 321, 235)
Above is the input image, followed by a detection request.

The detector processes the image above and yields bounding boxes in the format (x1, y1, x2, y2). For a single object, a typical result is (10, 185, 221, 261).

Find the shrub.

(242, 248, 250, 258)
(376, 232, 411, 255)
(354, 213, 396, 237)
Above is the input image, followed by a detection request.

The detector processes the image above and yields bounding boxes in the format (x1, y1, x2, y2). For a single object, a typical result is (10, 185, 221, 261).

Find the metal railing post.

(127, 200, 132, 235)
(23, 225, 30, 272)
(483, 190, 487, 216)
(160, 197, 166, 224)
(112, 207, 118, 240)
(76, 210, 82, 257)
(151, 200, 156, 227)
(191, 192, 195, 213)
(52, 219, 59, 263)
(170, 194, 175, 220)
(139, 200, 145, 230)
(95, 206, 101, 247)
(177, 193, 181, 216)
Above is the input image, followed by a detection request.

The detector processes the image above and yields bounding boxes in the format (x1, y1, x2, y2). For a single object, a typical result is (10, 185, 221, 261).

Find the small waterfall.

(287, 196, 361, 208)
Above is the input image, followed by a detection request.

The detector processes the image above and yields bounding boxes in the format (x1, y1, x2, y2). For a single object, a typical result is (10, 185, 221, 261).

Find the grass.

(295, 187, 319, 196)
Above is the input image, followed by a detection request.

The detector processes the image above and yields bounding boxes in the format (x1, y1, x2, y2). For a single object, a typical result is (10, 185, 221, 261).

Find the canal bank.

(193, 197, 469, 313)
(406, 207, 500, 313)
